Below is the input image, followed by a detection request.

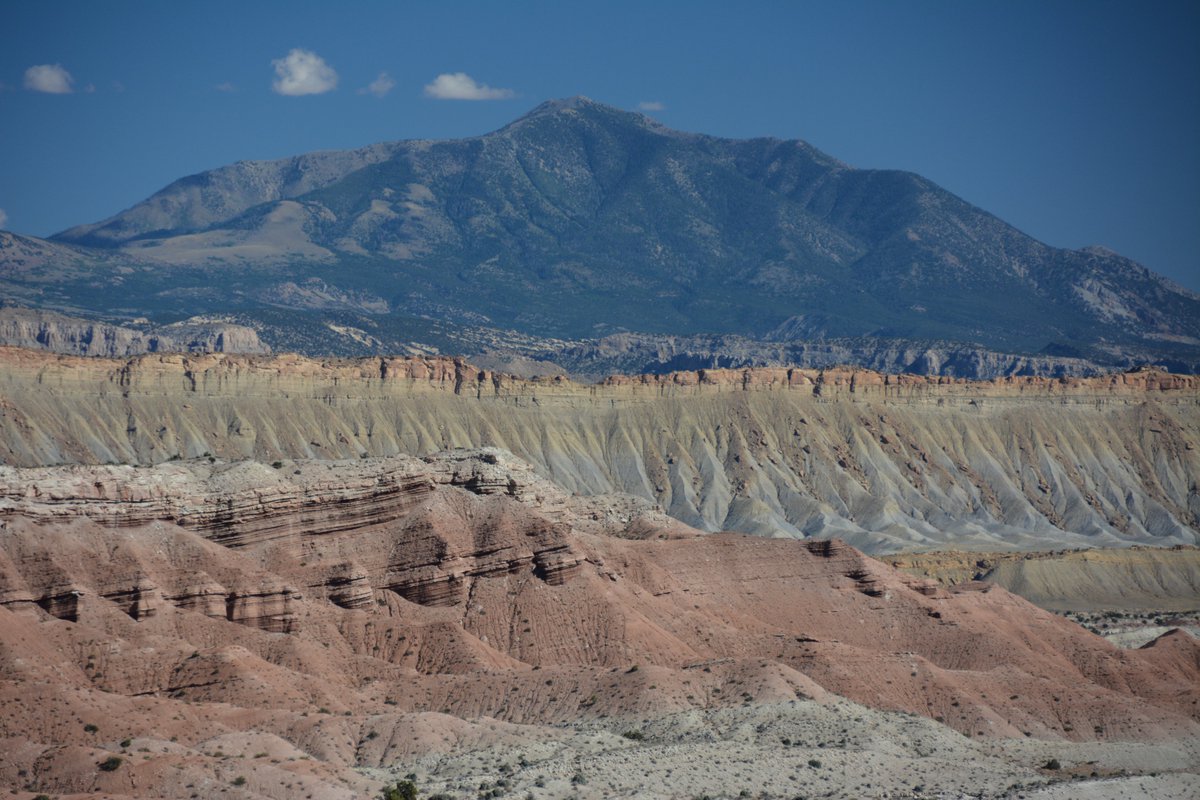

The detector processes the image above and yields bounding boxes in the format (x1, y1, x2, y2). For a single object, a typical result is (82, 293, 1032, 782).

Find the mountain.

(3, 96, 1198, 375)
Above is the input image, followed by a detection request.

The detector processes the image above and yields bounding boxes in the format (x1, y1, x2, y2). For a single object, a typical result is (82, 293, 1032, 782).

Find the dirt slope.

(1, 451, 1197, 797)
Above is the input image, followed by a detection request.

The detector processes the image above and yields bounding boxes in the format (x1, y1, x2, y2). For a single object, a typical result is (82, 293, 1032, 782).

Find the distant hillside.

(1, 96, 1196, 375)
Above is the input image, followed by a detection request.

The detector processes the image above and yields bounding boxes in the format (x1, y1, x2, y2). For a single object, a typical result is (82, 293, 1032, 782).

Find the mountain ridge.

(2, 97, 1196, 374)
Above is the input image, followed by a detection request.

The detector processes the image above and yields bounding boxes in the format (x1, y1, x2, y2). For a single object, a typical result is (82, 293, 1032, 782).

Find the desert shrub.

(621, 730, 645, 741)
(232, 776, 247, 786)
(98, 756, 123, 772)
(381, 780, 418, 800)
(1044, 758, 1062, 770)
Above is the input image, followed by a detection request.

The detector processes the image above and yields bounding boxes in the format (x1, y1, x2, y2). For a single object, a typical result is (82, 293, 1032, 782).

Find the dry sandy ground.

(362, 701, 1200, 799)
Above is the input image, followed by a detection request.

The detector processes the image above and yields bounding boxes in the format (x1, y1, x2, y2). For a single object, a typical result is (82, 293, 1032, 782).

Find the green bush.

(98, 756, 123, 772)
(381, 780, 418, 800)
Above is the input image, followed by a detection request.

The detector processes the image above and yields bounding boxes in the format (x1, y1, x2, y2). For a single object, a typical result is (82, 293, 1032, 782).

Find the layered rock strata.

(0, 450, 602, 620)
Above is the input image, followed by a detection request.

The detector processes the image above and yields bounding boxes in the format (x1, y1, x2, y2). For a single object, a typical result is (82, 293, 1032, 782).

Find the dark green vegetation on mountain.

(2, 97, 1197, 375)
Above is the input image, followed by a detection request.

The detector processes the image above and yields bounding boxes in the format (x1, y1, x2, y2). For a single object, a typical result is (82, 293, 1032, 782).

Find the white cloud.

(424, 72, 513, 101)
(24, 64, 74, 94)
(215, 81, 237, 92)
(271, 49, 338, 96)
(0, 209, 8, 229)
(359, 72, 395, 97)
(637, 101, 665, 112)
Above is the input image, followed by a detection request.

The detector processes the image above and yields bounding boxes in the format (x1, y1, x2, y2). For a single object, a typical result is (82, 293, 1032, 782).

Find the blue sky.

(2, 0, 1198, 290)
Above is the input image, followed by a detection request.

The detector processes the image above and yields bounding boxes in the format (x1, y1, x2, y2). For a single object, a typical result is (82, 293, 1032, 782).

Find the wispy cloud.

(111, 81, 126, 93)
(24, 64, 74, 94)
(271, 49, 338, 96)
(0, 209, 8, 229)
(637, 101, 665, 112)
(359, 72, 395, 97)
(215, 81, 237, 93)
(424, 72, 513, 101)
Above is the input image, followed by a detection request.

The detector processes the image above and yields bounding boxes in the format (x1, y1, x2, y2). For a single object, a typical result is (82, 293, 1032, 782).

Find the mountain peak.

(529, 95, 599, 113)
(500, 95, 663, 134)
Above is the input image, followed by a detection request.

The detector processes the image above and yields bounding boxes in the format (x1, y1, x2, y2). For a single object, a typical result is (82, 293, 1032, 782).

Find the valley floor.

(367, 702, 1200, 800)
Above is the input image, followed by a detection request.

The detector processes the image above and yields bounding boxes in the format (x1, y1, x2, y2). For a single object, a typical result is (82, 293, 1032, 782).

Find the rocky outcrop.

(0, 306, 269, 357)
(34, 583, 84, 621)
(100, 577, 161, 620)
(323, 562, 373, 610)
(225, 579, 301, 632)
(165, 573, 227, 618)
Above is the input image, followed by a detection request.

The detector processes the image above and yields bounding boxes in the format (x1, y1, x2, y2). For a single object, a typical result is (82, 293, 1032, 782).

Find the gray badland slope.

(2, 349, 1196, 554)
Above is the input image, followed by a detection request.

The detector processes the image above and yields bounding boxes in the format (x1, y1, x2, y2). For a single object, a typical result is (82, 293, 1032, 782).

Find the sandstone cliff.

(1, 347, 1197, 553)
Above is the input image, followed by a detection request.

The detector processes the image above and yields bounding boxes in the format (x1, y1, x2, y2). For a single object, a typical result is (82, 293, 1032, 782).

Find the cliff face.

(0, 307, 269, 357)
(1, 347, 1197, 553)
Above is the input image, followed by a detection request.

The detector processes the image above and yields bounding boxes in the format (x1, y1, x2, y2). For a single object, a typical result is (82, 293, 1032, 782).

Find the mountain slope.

(3, 96, 1194, 372)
